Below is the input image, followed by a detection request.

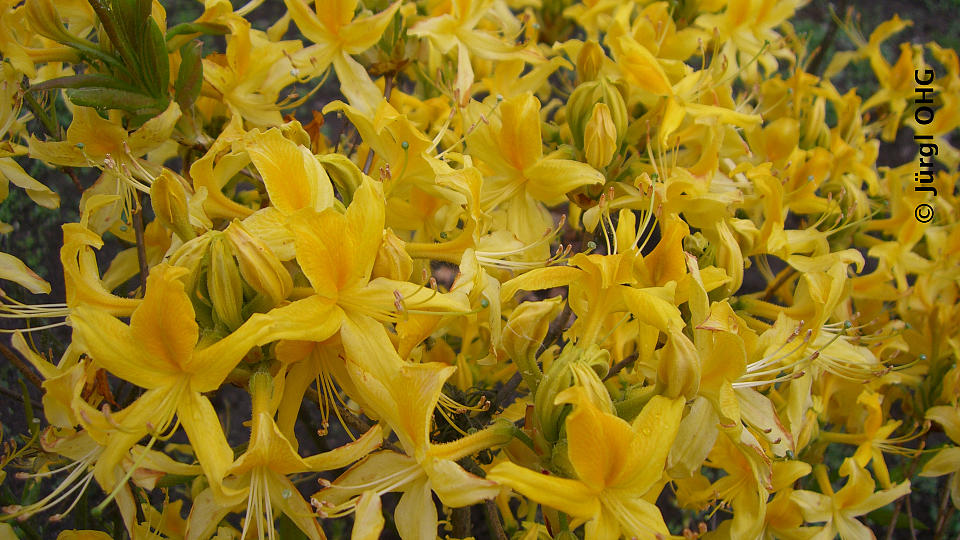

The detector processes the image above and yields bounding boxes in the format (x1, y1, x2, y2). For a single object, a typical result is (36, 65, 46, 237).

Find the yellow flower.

(488, 388, 684, 540)
(27, 101, 180, 240)
(920, 406, 960, 509)
(792, 459, 909, 540)
(466, 93, 603, 259)
(200, 16, 302, 126)
(185, 371, 382, 540)
(255, 176, 467, 368)
(314, 361, 512, 540)
(410, 0, 544, 104)
(285, 0, 401, 113)
(69, 264, 272, 496)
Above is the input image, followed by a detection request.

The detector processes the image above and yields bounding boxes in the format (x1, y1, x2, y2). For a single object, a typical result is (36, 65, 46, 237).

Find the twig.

(933, 476, 955, 540)
(538, 302, 572, 357)
(451, 506, 471, 538)
(761, 268, 797, 302)
(484, 499, 509, 540)
(132, 191, 149, 288)
(63, 167, 84, 192)
(0, 340, 43, 389)
(362, 73, 395, 175)
(884, 441, 925, 540)
(603, 353, 639, 381)
(807, 0, 849, 76)
(905, 490, 918, 540)
(0, 383, 42, 409)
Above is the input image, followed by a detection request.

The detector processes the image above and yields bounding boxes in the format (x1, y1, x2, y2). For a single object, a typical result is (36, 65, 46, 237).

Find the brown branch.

(0, 382, 42, 409)
(885, 439, 926, 540)
(604, 353, 639, 381)
(761, 268, 798, 302)
(63, 167, 84, 192)
(484, 499, 509, 540)
(0, 340, 43, 390)
(451, 506, 471, 539)
(932, 475, 955, 540)
(807, 0, 850, 76)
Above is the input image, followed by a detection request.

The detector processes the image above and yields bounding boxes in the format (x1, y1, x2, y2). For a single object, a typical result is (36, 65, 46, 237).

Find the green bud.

(207, 235, 244, 330)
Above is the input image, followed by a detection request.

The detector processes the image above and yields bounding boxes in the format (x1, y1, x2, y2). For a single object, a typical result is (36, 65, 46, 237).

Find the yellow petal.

(524, 158, 605, 206)
(559, 386, 636, 491)
(351, 491, 384, 540)
(394, 478, 438, 540)
(616, 37, 673, 96)
(302, 425, 383, 470)
(127, 101, 182, 156)
(486, 462, 600, 519)
(246, 128, 335, 215)
(499, 94, 544, 171)
(425, 458, 499, 507)
(0, 157, 59, 209)
(346, 177, 386, 282)
(927, 406, 960, 444)
(70, 306, 178, 389)
(178, 390, 239, 501)
(265, 472, 327, 540)
(621, 395, 685, 494)
(340, 1, 402, 54)
(0, 251, 51, 294)
(129, 264, 198, 371)
(288, 208, 352, 298)
(920, 447, 960, 477)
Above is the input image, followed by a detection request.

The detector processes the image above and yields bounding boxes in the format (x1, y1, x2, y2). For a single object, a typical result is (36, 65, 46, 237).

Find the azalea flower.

(791, 459, 910, 540)
(488, 387, 684, 540)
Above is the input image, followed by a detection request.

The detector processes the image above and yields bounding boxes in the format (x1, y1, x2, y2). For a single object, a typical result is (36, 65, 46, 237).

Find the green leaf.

(175, 40, 204, 108)
(138, 17, 169, 97)
(29, 73, 140, 92)
(65, 87, 162, 115)
(165, 22, 230, 41)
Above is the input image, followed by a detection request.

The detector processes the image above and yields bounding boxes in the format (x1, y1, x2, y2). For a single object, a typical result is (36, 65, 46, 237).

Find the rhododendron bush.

(0, 0, 958, 538)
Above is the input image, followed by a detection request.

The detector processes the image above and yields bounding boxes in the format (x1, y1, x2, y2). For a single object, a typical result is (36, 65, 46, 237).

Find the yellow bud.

(583, 103, 617, 168)
(207, 235, 244, 330)
(576, 40, 604, 82)
(24, 0, 80, 46)
(657, 330, 701, 399)
(150, 170, 195, 241)
(167, 232, 214, 295)
(566, 78, 627, 151)
(501, 296, 563, 379)
(318, 153, 363, 206)
(534, 344, 610, 443)
(224, 221, 292, 306)
(371, 229, 413, 281)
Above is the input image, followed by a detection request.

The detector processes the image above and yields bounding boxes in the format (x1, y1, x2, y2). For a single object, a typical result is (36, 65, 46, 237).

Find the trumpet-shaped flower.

(488, 387, 685, 540)
(69, 263, 272, 495)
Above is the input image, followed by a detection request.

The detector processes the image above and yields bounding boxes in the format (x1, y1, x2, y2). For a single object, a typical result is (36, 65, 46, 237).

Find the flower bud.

(318, 153, 363, 206)
(501, 297, 564, 390)
(576, 40, 604, 82)
(151, 170, 195, 242)
(534, 344, 611, 443)
(207, 235, 244, 330)
(224, 221, 293, 306)
(372, 228, 413, 281)
(583, 103, 617, 168)
(566, 78, 627, 152)
(656, 330, 701, 400)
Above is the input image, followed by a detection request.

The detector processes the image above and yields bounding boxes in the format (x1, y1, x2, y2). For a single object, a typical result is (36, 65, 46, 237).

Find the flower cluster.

(0, 0, 958, 539)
